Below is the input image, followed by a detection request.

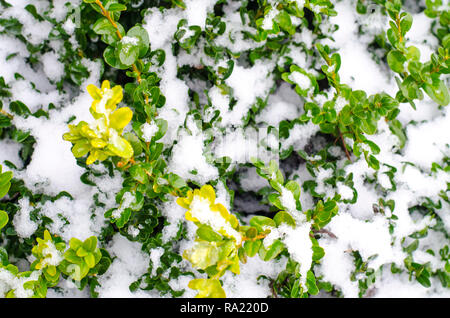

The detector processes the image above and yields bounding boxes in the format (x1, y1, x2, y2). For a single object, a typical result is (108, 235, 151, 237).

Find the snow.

(184, 0, 215, 28)
(95, 235, 152, 298)
(238, 167, 269, 192)
(255, 83, 302, 126)
(149, 247, 165, 276)
(0, 0, 449, 299)
(222, 256, 287, 298)
(289, 71, 311, 90)
(282, 223, 313, 285)
(0, 139, 23, 170)
(168, 122, 219, 184)
(325, 1, 396, 96)
(40, 241, 64, 267)
(0, 268, 41, 298)
(222, 60, 275, 126)
(121, 36, 139, 45)
(280, 187, 297, 214)
(373, 271, 450, 298)
(13, 197, 38, 238)
(189, 194, 242, 244)
(13, 114, 89, 196)
(212, 127, 258, 164)
(141, 122, 158, 142)
(41, 52, 64, 82)
(281, 122, 319, 152)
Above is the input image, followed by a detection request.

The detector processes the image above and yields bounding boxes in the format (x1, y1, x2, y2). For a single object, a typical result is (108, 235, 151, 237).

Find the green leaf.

(360, 117, 378, 135)
(387, 50, 406, 73)
(423, 80, 449, 106)
(249, 216, 276, 232)
(93, 18, 115, 35)
(273, 211, 296, 227)
(0, 180, 11, 199)
(244, 240, 262, 257)
(0, 210, 8, 230)
(77, 262, 90, 281)
(96, 255, 112, 276)
(406, 46, 420, 61)
(245, 227, 258, 239)
(83, 236, 97, 252)
(400, 13, 413, 36)
(167, 173, 187, 189)
(84, 253, 96, 268)
(259, 239, 284, 261)
(123, 132, 143, 156)
(405, 239, 419, 254)
(0, 114, 11, 128)
(72, 140, 90, 158)
(313, 200, 338, 228)
(368, 155, 380, 170)
(76, 247, 88, 257)
(107, 3, 127, 12)
(69, 238, 83, 251)
(115, 208, 131, 228)
(64, 249, 82, 264)
(127, 26, 150, 58)
(196, 225, 222, 242)
(183, 242, 219, 270)
(416, 270, 431, 288)
(103, 46, 128, 70)
(129, 165, 147, 184)
(9, 101, 31, 117)
(312, 245, 325, 262)
(172, 0, 186, 9)
(118, 40, 139, 66)
(285, 180, 301, 201)
(153, 119, 168, 141)
(388, 119, 407, 149)
(306, 270, 319, 295)
(276, 11, 295, 35)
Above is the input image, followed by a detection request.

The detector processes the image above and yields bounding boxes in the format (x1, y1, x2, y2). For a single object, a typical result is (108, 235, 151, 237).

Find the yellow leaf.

(228, 214, 239, 229)
(62, 132, 81, 142)
(97, 151, 109, 161)
(80, 124, 98, 139)
(43, 230, 51, 241)
(72, 140, 90, 158)
(46, 265, 56, 276)
(107, 134, 134, 158)
(176, 197, 190, 209)
(183, 242, 219, 270)
(229, 255, 240, 274)
(200, 185, 216, 204)
(110, 107, 133, 131)
(185, 210, 197, 223)
(100, 80, 110, 91)
(86, 150, 99, 165)
(87, 84, 102, 100)
(188, 279, 226, 298)
(212, 203, 229, 220)
(90, 138, 107, 149)
(108, 85, 123, 108)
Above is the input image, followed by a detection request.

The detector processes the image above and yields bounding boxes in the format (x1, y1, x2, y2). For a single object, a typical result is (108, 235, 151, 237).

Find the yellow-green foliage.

(63, 80, 134, 164)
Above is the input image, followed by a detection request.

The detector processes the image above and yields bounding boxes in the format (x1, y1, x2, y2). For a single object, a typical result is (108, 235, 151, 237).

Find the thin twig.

(313, 228, 338, 239)
(338, 128, 351, 161)
(0, 109, 13, 119)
